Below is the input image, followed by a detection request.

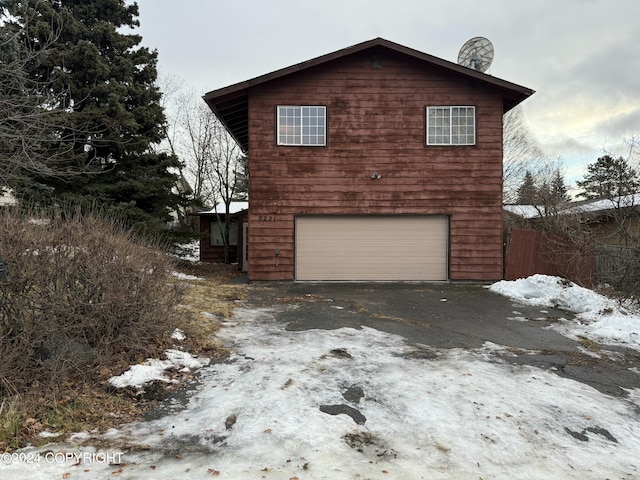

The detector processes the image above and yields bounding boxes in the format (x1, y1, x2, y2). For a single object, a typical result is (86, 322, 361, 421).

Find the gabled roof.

(203, 37, 535, 152)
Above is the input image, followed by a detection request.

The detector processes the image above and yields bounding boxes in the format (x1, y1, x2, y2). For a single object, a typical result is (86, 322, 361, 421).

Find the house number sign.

(258, 215, 277, 222)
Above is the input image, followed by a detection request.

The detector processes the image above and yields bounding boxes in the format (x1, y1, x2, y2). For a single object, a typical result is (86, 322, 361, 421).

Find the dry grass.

(348, 302, 368, 314)
(0, 397, 24, 450)
(577, 335, 602, 353)
(178, 268, 247, 356)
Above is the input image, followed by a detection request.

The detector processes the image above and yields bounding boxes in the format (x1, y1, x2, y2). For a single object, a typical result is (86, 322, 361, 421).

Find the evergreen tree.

(577, 155, 640, 200)
(516, 171, 537, 204)
(537, 180, 550, 204)
(5, 0, 182, 232)
(550, 170, 569, 204)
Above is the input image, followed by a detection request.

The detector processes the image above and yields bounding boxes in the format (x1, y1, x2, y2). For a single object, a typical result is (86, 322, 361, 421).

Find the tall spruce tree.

(516, 171, 537, 204)
(5, 0, 181, 232)
(549, 170, 569, 204)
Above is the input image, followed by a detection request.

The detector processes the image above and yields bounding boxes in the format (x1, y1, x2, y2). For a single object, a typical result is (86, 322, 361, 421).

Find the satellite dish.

(457, 37, 494, 73)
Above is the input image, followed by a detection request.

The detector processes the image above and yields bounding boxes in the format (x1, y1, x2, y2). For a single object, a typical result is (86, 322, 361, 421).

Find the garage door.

(295, 216, 448, 281)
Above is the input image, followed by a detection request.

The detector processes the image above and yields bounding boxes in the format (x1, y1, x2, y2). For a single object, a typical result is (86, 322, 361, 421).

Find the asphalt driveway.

(247, 281, 640, 400)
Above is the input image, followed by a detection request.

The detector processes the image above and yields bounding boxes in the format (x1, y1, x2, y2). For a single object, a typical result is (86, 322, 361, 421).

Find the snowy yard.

(3, 275, 640, 479)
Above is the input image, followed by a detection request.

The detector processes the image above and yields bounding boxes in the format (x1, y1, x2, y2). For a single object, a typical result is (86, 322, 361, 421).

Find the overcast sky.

(134, 0, 640, 185)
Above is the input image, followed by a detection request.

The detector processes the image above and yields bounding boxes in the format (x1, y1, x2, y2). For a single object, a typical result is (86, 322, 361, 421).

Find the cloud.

(592, 107, 640, 139)
(135, 0, 640, 180)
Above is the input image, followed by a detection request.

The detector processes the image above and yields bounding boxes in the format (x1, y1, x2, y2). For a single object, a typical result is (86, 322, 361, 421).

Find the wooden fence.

(504, 228, 595, 286)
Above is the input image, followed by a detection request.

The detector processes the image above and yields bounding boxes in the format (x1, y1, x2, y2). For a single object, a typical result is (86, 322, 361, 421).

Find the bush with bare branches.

(0, 206, 183, 396)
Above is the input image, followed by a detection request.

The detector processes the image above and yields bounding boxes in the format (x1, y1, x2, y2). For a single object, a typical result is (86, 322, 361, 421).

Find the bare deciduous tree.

(155, 74, 187, 162)
(158, 81, 247, 261)
(185, 102, 246, 262)
(503, 106, 547, 203)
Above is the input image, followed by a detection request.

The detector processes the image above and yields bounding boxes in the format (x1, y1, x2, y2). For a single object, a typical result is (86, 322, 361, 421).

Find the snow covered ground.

(3, 276, 640, 479)
(170, 241, 200, 263)
(490, 274, 640, 351)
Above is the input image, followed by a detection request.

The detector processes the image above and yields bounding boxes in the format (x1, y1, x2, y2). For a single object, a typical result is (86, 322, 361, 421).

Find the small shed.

(197, 202, 248, 269)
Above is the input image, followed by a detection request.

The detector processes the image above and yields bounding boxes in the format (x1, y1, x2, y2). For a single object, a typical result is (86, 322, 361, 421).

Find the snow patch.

(490, 275, 640, 350)
(108, 349, 209, 388)
(171, 271, 203, 281)
(171, 328, 186, 341)
(171, 241, 200, 263)
(489, 274, 611, 313)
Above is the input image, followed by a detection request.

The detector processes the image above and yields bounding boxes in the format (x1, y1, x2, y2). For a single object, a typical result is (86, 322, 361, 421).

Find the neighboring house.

(505, 195, 640, 247)
(167, 172, 200, 231)
(503, 204, 546, 221)
(567, 194, 640, 247)
(198, 201, 249, 267)
(571, 195, 640, 285)
(203, 38, 533, 281)
(502, 196, 640, 285)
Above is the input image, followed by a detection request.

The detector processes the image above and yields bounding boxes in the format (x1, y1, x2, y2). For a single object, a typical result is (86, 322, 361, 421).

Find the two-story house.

(203, 38, 533, 281)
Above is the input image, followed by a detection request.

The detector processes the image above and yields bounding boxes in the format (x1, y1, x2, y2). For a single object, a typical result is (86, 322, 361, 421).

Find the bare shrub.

(0, 206, 183, 394)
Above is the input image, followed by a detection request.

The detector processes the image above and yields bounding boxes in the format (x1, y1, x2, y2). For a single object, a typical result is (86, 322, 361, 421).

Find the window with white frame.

(426, 106, 475, 145)
(277, 106, 326, 146)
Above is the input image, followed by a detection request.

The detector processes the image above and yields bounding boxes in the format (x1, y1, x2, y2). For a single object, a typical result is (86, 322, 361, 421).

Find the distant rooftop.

(505, 193, 640, 219)
(503, 204, 545, 219)
(564, 194, 640, 214)
(198, 201, 248, 215)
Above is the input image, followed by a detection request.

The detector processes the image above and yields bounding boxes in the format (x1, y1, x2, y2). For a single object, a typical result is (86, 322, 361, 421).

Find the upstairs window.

(426, 106, 475, 145)
(277, 106, 326, 146)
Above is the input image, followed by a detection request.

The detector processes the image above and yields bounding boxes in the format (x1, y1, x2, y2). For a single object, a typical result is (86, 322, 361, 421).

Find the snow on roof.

(503, 204, 545, 219)
(564, 193, 640, 214)
(505, 194, 640, 219)
(198, 201, 248, 215)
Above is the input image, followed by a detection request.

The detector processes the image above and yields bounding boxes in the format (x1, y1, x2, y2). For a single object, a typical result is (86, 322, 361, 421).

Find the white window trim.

(426, 106, 476, 146)
(277, 105, 327, 146)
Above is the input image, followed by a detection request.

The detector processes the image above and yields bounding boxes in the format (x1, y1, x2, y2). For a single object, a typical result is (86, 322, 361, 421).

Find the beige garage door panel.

(296, 216, 448, 281)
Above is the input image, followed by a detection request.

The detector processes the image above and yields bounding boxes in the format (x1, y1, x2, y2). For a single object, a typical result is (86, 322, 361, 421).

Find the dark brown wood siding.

(199, 215, 240, 264)
(247, 50, 505, 281)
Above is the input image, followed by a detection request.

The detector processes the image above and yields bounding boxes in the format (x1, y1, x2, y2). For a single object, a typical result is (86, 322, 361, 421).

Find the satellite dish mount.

(457, 37, 494, 73)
